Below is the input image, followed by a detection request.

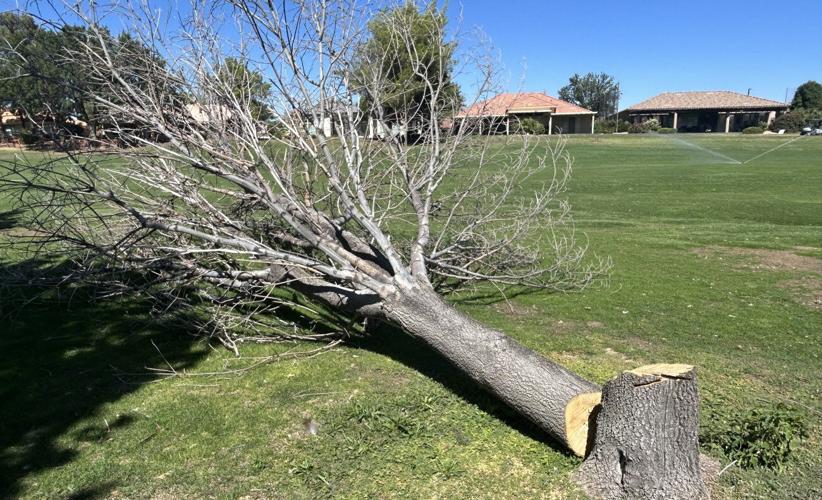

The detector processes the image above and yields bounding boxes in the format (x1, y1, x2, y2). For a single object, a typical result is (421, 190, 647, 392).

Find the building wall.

(628, 109, 787, 132)
(552, 114, 594, 134)
(455, 113, 594, 135)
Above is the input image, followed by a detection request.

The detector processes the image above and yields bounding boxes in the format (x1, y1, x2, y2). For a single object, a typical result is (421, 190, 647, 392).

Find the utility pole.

(784, 87, 796, 104)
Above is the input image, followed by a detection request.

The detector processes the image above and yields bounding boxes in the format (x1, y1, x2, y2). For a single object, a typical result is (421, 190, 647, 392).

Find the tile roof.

(1, 111, 21, 126)
(456, 92, 594, 118)
(626, 91, 788, 111)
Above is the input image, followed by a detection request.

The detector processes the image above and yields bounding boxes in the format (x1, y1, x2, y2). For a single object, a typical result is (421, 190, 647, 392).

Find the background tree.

(0, 13, 170, 140)
(1, 2, 710, 497)
(352, 1, 462, 138)
(558, 72, 621, 117)
(215, 57, 273, 121)
(0, 13, 81, 124)
(791, 80, 822, 110)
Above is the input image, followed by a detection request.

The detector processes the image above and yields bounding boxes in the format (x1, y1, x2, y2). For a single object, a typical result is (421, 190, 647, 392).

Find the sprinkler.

(742, 136, 805, 164)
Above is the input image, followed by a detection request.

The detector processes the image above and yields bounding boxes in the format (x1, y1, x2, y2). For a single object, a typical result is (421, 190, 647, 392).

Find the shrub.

(627, 122, 645, 134)
(770, 111, 806, 132)
(642, 118, 660, 132)
(20, 133, 40, 145)
(593, 119, 613, 134)
(742, 126, 764, 134)
(657, 127, 676, 134)
(626, 119, 661, 134)
(519, 117, 545, 135)
(594, 119, 631, 134)
(701, 403, 808, 471)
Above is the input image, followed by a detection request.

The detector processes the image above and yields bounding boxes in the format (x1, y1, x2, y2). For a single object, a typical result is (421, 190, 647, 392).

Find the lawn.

(1, 134, 820, 498)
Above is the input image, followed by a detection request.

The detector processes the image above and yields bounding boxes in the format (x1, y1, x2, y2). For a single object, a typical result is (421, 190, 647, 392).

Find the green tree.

(0, 13, 79, 119)
(0, 13, 168, 138)
(352, 1, 462, 136)
(215, 57, 272, 121)
(558, 72, 621, 117)
(791, 81, 822, 110)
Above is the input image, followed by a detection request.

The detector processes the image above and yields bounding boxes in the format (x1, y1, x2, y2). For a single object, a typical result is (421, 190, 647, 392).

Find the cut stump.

(575, 364, 709, 499)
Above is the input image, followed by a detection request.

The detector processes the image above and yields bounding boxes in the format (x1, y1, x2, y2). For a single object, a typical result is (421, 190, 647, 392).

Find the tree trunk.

(379, 285, 710, 499)
(381, 284, 601, 454)
(575, 364, 709, 499)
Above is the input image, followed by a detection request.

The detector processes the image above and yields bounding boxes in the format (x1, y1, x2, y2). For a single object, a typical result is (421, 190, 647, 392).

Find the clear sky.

(446, 0, 822, 108)
(13, 0, 820, 108)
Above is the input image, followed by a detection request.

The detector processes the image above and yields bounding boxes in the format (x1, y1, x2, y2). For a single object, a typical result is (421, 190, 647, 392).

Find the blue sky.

(13, 0, 820, 108)
(447, 0, 822, 108)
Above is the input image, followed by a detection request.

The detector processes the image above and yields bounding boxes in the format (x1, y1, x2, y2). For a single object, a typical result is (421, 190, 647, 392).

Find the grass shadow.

(0, 249, 574, 497)
(449, 286, 551, 307)
(350, 322, 574, 457)
(0, 258, 209, 498)
(0, 209, 24, 230)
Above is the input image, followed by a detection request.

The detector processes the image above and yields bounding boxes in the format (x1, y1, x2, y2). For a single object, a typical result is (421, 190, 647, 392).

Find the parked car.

(800, 127, 822, 136)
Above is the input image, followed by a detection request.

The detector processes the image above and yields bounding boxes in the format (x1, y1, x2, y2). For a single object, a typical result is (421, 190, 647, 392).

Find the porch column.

(506, 116, 510, 135)
(724, 114, 731, 133)
(767, 111, 776, 127)
(591, 115, 595, 134)
(672, 112, 678, 131)
(548, 114, 553, 135)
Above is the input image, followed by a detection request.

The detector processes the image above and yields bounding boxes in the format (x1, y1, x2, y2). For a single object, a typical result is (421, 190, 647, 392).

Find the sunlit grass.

(1, 134, 820, 498)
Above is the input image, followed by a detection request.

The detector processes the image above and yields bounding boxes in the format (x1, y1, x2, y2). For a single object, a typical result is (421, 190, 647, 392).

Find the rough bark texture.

(381, 284, 599, 449)
(575, 364, 709, 500)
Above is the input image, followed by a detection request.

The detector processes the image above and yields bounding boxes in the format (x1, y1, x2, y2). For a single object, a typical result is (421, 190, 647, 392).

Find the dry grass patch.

(778, 277, 822, 310)
(492, 301, 538, 318)
(691, 246, 822, 273)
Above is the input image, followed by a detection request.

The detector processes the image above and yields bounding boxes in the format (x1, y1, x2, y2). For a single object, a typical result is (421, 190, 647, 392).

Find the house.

(185, 103, 233, 125)
(623, 91, 789, 133)
(453, 92, 596, 135)
(1, 110, 22, 144)
(1, 109, 89, 145)
(296, 99, 366, 138)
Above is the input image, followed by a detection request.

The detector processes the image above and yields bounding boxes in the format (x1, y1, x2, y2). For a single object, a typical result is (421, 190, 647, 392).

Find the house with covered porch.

(623, 91, 788, 132)
(453, 92, 596, 135)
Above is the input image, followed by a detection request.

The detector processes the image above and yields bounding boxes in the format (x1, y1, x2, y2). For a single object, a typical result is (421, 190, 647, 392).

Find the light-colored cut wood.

(629, 363, 694, 377)
(565, 391, 602, 457)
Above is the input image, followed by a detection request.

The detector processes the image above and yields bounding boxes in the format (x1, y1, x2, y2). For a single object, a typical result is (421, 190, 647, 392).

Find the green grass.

(1, 135, 820, 498)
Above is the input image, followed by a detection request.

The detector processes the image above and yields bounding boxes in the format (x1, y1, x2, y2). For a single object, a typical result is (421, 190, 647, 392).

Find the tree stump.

(575, 364, 709, 499)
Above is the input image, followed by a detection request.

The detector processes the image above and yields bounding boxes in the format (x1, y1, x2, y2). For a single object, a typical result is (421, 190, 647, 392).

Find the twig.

(717, 459, 737, 477)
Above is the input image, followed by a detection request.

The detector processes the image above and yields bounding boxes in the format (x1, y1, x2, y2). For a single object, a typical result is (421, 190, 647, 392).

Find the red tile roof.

(626, 91, 788, 111)
(456, 92, 594, 118)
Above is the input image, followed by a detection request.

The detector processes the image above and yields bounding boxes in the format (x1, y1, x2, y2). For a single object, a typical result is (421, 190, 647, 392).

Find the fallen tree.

(0, 1, 710, 497)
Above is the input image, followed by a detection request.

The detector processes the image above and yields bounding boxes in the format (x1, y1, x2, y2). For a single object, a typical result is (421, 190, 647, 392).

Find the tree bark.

(575, 364, 709, 500)
(381, 283, 600, 452)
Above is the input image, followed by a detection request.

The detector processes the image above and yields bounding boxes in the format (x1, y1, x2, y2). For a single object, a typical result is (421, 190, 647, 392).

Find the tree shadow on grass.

(243, 293, 576, 457)
(448, 286, 548, 307)
(350, 322, 574, 457)
(0, 249, 574, 497)
(0, 259, 208, 498)
(0, 209, 23, 230)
